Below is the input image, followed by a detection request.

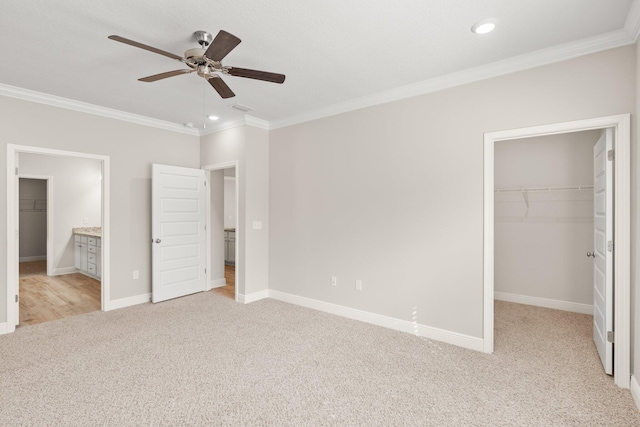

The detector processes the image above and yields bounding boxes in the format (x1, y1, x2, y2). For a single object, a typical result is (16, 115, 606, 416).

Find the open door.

(152, 164, 207, 303)
(592, 128, 613, 375)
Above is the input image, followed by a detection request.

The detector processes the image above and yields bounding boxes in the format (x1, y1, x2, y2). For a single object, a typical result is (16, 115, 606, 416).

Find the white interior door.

(592, 128, 613, 375)
(152, 164, 207, 303)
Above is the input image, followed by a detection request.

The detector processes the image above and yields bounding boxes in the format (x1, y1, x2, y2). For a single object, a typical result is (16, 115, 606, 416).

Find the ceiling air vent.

(230, 103, 254, 113)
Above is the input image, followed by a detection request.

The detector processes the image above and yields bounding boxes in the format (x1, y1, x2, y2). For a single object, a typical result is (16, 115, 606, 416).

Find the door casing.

(6, 144, 111, 332)
(483, 114, 631, 389)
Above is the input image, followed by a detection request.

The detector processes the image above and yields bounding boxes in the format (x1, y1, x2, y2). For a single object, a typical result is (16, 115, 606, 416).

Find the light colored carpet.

(0, 294, 638, 426)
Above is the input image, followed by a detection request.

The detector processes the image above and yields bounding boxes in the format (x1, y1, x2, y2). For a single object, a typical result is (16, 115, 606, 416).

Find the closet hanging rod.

(494, 185, 593, 193)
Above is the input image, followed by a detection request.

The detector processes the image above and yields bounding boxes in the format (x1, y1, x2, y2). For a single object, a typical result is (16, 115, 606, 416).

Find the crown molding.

(200, 114, 270, 136)
(244, 115, 270, 130)
(0, 83, 200, 136)
(270, 28, 635, 130)
(625, 0, 640, 41)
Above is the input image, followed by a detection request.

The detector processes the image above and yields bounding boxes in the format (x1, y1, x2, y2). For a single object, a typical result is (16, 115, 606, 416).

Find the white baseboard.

(19, 255, 46, 262)
(495, 292, 593, 315)
(631, 375, 640, 411)
(105, 293, 151, 311)
(51, 267, 78, 276)
(268, 290, 484, 352)
(238, 290, 269, 304)
(209, 278, 226, 289)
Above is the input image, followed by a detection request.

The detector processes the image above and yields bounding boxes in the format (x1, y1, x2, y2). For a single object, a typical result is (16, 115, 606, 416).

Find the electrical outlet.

(355, 280, 362, 291)
(133, 270, 139, 280)
(83, 217, 89, 224)
(331, 276, 337, 286)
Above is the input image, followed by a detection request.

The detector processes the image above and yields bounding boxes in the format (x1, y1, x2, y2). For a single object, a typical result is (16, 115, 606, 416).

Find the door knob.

(587, 251, 596, 258)
(155, 239, 161, 244)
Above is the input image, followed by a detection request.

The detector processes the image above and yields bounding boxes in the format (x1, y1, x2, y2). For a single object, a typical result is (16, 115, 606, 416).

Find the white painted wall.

(18, 178, 47, 260)
(0, 97, 200, 322)
(494, 131, 600, 308)
(269, 45, 636, 338)
(224, 174, 237, 229)
(209, 169, 225, 286)
(20, 154, 102, 274)
(200, 125, 269, 297)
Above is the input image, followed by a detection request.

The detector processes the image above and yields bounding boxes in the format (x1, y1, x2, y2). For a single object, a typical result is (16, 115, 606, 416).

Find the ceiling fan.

(108, 30, 285, 99)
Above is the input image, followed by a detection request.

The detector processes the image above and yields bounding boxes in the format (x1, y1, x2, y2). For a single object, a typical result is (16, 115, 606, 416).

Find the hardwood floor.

(18, 260, 101, 327)
(211, 265, 235, 299)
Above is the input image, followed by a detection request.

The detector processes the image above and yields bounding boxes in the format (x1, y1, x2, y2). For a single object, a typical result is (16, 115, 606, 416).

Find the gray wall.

(494, 131, 600, 307)
(20, 153, 102, 274)
(269, 45, 636, 338)
(0, 97, 200, 322)
(18, 178, 47, 260)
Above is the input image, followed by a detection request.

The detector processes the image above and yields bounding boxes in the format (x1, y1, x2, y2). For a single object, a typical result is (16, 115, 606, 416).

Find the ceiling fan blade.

(204, 30, 241, 62)
(138, 69, 194, 82)
(108, 35, 183, 61)
(226, 67, 286, 84)
(208, 76, 235, 99)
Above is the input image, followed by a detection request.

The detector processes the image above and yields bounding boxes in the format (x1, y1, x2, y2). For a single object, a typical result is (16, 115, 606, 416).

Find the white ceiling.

(1, 1, 638, 134)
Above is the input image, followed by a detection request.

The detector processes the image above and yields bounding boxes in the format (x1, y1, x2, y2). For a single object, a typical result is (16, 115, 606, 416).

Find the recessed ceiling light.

(208, 115, 220, 121)
(471, 19, 496, 35)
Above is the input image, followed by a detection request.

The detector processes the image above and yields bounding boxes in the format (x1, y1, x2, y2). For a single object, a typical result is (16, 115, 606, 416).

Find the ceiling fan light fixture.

(471, 19, 496, 35)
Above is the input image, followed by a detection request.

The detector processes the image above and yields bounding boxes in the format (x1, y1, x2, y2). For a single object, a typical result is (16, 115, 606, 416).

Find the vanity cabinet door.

(74, 241, 82, 269)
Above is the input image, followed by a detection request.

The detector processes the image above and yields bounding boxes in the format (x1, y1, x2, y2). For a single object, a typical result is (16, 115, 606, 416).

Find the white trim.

(224, 176, 236, 181)
(0, 322, 7, 335)
(624, 0, 640, 42)
(494, 292, 593, 315)
(105, 293, 150, 311)
(238, 290, 269, 304)
(50, 267, 78, 276)
(210, 278, 226, 289)
(19, 256, 46, 262)
(201, 117, 246, 136)
(7, 144, 111, 333)
(630, 375, 640, 411)
(203, 161, 240, 302)
(269, 290, 484, 352)
(0, 84, 199, 136)
(483, 114, 631, 389)
(244, 115, 270, 130)
(269, 30, 635, 130)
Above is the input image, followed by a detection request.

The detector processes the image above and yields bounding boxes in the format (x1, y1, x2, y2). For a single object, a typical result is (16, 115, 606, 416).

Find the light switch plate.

(252, 221, 262, 230)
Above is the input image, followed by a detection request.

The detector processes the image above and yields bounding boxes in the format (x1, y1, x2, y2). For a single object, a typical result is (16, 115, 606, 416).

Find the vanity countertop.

(73, 227, 101, 237)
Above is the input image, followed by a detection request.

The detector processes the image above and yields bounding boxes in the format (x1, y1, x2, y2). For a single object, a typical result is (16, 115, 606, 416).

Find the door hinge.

(607, 331, 614, 343)
(15, 167, 18, 176)
(15, 294, 18, 303)
(608, 241, 614, 252)
(205, 268, 207, 274)
(607, 150, 614, 161)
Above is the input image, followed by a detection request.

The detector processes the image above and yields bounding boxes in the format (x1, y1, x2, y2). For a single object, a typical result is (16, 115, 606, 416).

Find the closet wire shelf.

(19, 198, 47, 213)
(494, 185, 593, 222)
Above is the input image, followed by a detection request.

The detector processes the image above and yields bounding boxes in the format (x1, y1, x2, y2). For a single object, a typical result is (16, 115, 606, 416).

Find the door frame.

(202, 161, 240, 302)
(483, 114, 630, 389)
(17, 175, 53, 276)
(7, 144, 111, 332)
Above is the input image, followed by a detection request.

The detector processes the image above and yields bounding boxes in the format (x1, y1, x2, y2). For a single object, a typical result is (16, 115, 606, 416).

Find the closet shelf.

(494, 185, 593, 193)
(19, 198, 46, 212)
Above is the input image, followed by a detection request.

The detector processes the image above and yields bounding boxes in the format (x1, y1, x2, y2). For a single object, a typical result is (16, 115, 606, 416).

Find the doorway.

(483, 114, 631, 389)
(204, 162, 239, 301)
(6, 144, 111, 333)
